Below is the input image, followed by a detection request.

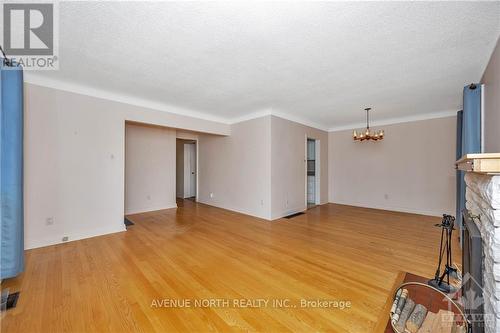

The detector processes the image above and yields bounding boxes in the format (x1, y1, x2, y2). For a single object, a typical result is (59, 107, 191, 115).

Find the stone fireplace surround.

(464, 172, 500, 333)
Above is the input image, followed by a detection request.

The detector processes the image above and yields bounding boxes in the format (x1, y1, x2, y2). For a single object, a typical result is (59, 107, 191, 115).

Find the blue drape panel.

(0, 62, 24, 279)
(457, 84, 482, 243)
(456, 111, 464, 238)
(462, 85, 482, 154)
(455, 111, 465, 211)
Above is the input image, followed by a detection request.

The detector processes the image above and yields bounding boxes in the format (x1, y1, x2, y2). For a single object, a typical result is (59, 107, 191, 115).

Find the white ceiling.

(27, 1, 500, 130)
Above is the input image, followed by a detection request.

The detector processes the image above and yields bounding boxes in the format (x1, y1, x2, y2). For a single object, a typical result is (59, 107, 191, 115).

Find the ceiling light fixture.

(353, 107, 384, 141)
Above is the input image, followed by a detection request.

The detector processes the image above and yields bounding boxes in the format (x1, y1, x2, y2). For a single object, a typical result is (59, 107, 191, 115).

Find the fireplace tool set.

(428, 214, 459, 293)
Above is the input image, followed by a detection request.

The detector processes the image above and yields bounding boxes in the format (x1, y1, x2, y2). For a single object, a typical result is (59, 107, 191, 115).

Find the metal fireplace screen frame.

(462, 209, 484, 332)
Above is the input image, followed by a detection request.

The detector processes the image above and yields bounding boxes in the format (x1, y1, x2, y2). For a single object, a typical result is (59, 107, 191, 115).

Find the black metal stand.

(428, 214, 459, 294)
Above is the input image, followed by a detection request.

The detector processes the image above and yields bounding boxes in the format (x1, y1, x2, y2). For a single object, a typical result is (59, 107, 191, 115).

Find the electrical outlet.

(260, 199, 264, 206)
(46, 217, 54, 226)
(62, 236, 69, 242)
(384, 194, 389, 200)
(210, 192, 214, 198)
(147, 195, 151, 200)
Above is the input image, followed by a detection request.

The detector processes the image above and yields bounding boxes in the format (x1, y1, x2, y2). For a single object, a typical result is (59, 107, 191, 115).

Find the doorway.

(176, 139, 197, 200)
(306, 138, 320, 208)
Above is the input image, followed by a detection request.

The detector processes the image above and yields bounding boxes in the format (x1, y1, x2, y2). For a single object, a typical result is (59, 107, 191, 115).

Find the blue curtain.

(457, 84, 482, 244)
(462, 84, 482, 154)
(0, 61, 24, 279)
(456, 111, 464, 234)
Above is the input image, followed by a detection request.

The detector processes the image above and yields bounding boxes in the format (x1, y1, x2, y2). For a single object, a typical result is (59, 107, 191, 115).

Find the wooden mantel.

(456, 153, 500, 174)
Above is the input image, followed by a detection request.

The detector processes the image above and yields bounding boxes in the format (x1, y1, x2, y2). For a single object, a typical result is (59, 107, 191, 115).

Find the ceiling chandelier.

(353, 107, 384, 141)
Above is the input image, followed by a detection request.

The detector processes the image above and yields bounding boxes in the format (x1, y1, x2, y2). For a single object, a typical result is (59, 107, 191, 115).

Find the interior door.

(183, 143, 196, 198)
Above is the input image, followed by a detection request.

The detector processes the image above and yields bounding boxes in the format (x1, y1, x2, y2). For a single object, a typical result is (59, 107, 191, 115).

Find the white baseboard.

(329, 200, 451, 217)
(195, 201, 332, 221)
(125, 203, 178, 216)
(27, 201, 434, 251)
(270, 201, 329, 220)
(25, 224, 127, 250)
(196, 199, 271, 220)
(270, 206, 306, 220)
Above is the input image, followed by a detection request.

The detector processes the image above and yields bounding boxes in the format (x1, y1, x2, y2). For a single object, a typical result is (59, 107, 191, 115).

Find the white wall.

(481, 37, 500, 153)
(125, 123, 176, 214)
(197, 115, 329, 220)
(328, 116, 456, 216)
(270, 116, 328, 219)
(24, 83, 229, 249)
(198, 116, 272, 219)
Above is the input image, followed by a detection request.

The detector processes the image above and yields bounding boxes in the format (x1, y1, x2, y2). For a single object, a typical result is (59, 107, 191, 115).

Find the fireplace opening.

(462, 209, 485, 332)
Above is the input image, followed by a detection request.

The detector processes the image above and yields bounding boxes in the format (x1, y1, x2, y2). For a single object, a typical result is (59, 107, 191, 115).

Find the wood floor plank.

(0, 201, 461, 332)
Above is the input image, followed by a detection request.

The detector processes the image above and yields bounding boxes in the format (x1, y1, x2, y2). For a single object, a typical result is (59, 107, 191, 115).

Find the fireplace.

(457, 153, 500, 333)
(462, 208, 484, 332)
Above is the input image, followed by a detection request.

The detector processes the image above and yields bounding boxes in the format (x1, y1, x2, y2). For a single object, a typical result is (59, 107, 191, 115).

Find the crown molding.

(24, 73, 329, 131)
(228, 109, 273, 124)
(24, 73, 457, 134)
(23, 73, 230, 125)
(328, 109, 458, 132)
(269, 110, 330, 132)
(229, 108, 329, 132)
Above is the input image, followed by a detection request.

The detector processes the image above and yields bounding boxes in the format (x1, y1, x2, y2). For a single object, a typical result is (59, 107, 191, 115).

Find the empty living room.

(2, 1, 500, 332)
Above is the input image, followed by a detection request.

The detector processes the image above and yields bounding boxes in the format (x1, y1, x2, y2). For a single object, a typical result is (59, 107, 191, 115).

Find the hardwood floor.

(1, 201, 461, 332)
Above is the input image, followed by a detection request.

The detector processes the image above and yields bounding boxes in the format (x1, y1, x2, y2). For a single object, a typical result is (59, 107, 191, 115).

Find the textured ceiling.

(27, 1, 500, 129)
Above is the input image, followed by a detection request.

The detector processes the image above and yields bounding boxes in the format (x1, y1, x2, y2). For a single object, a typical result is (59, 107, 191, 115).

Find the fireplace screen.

(462, 209, 484, 332)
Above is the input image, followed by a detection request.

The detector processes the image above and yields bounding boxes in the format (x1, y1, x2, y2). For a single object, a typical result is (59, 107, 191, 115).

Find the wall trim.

(329, 200, 452, 217)
(228, 109, 273, 125)
(24, 73, 229, 124)
(125, 204, 178, 216)
(197, 199, 272, 221)
(25, 73, 458, 135)
(25, 75, 329, 132)
(328, 110, 458, 132)
(270, 111, 329, 132)
(229, 109, 329, 132)
(25, 225, 126, 250)
(271, 206, 307, 221)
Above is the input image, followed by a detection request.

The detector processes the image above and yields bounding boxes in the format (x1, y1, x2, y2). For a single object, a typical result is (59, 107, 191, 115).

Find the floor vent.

(283, 212, 305, 219)
(124, 217, 134, 227)
(1, 291, 20, 311)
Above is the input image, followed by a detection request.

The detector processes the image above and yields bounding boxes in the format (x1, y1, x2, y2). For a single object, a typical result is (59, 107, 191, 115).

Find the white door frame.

(176, 137, 199, 201)
(315, 140, 321, 205)
(189, 138, 199, 201)
(305, 136, 321, 207)
(195, 139, 199, 200)
(183, 143, 194, 198)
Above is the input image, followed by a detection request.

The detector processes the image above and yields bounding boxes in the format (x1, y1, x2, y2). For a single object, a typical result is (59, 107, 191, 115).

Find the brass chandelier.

(353, 107, 384, 141)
